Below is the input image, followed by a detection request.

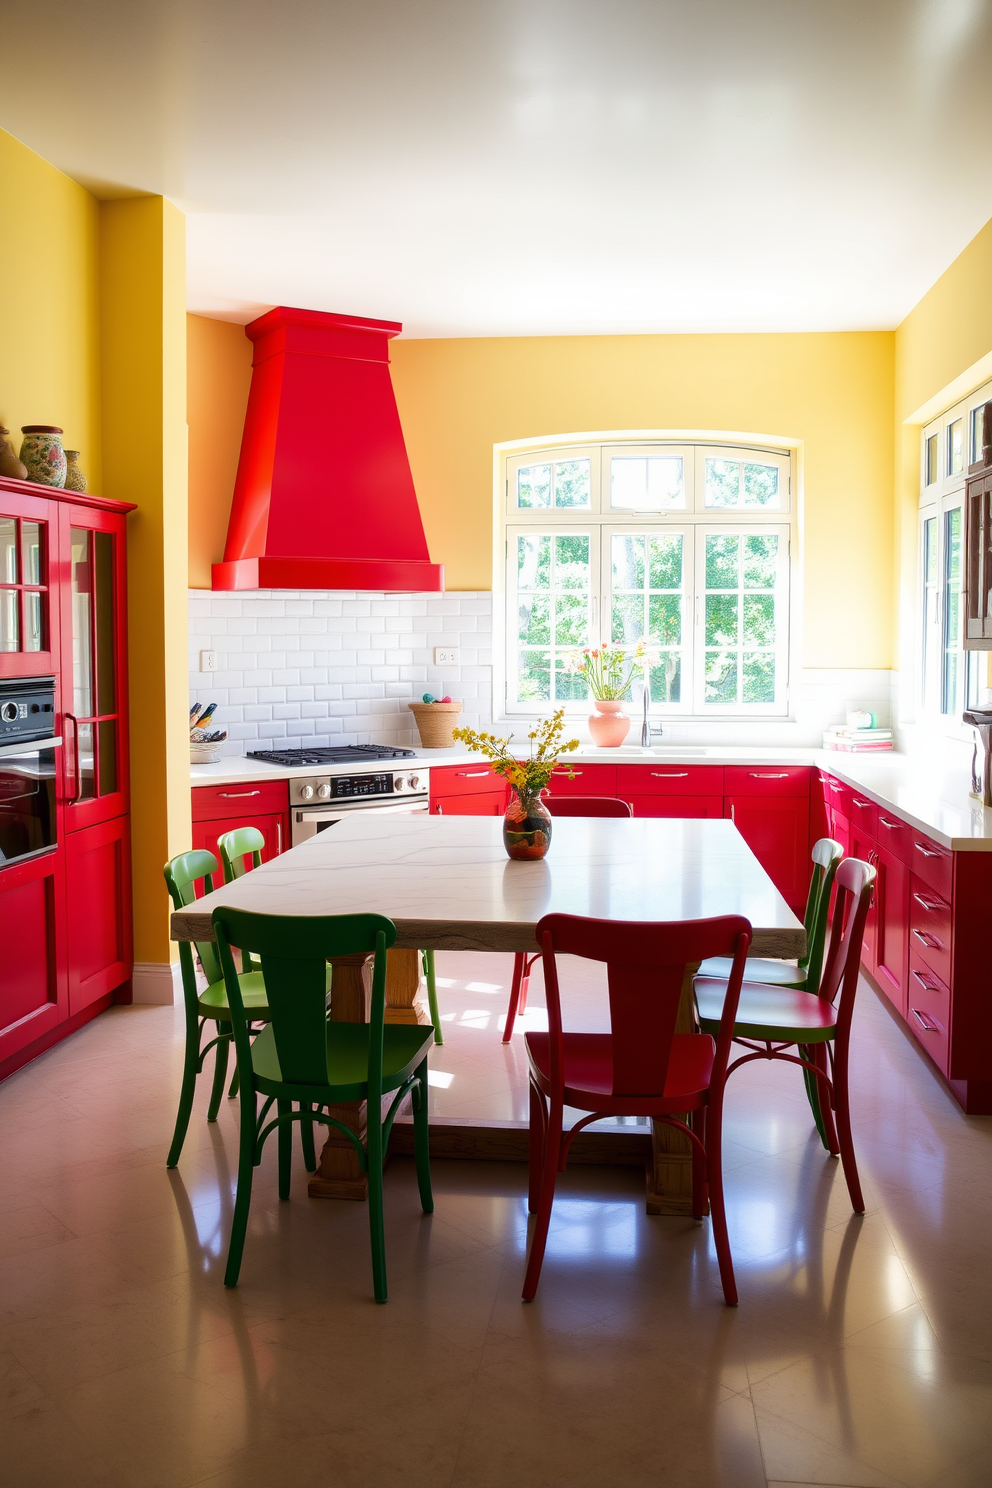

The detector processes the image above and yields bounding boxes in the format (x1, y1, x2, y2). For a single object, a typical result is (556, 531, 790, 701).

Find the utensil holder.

(407, 701, 462, 748)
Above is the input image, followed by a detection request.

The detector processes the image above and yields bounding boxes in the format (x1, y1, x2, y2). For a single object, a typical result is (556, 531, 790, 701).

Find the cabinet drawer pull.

(651, 771, 689, 778)
(878, 816, 903, 830)
(914, 842, 943, 859)
(749, 771, 790, 778)
(911, 969, 941, 994)
(828, 783, 844, 793)
(457, 770, 490, 778)
(911, 928, 942, 950)
(218, 789, 262, 798)
(911, 1007, 940, 1032)
(912, 892, 942, 912)
(852, 798, 871, 808)
(276, 819, 282, 854)
(553, 769, 582, 775)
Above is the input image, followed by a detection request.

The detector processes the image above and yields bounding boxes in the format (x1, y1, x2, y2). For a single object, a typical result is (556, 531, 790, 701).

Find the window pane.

(922, 515, 940, 712)
(517, 463, 551, 509)
(21, 521, 42, 585)
(514, 530, 590, 705)
(742, 653, 776, 703)
(555, 593, 587, 646)
(24, 591, 43, 652)
(742, 461, 779, 506)
(71, 528, 94, 717)
(0, 518, 17, 584)
(705, 457, 780, 509)
(942, 506, 963, 715)
(926, 435, 939, 485)
(517, 533, 551, 589)
(743, 534, 778, 589)
(518, 651, 550, 701)
(612, 535, 645, 591)
(98, 719, 118, 795)
(650, 653, 682, 705)
(612, 591, 644, 644)
(706, 593, 738, 646)
(649, 535, 682, 588)
(76, 721, 95, 799)
(555, 534, 590, 588)
(518, 595, 550, 645)
(703, 530, 782, 708)
(611, 456, 683, 510)
(610, 531, 684, 704)
(972, 407, 986, 464)
(704, 459, 740, 507)
(705, 651, 738, 703)
(948, 419, 964, 476)
(0, 589, 19, 651)
(553, 459, 590, 509)
(705, 533, 739, 589)
(95, 532, 116, 714)
(648, 594, 681, 647)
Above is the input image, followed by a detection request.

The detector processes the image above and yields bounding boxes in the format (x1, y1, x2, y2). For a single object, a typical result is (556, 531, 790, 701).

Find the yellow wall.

(187, 314, 252, 589)
(100, 199, 189, 967)
(390, 332, 895, 669)
(0, 130, 101, 488)
(894, 217, 992, 682)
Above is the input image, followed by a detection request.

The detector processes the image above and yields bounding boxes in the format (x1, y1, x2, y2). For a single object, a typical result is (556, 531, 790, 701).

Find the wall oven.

(0, 677, 58, 868)
(290, 767, 430, 846)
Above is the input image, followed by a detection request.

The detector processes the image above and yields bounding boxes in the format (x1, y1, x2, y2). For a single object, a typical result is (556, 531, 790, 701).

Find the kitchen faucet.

(640, 675, 659, 746)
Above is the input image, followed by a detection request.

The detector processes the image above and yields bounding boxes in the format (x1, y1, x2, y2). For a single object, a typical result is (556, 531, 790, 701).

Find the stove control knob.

(317, 782, 332, 799)
(393, 774, 406, 792)
(299, 784, 314, 801)
(408, 775, 421, 791)
(0, 701, 17, 722)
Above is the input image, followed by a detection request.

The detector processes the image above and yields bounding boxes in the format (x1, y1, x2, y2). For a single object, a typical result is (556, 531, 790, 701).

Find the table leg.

(647, 961, 705, 1216)
(308, 953, 372, 1201)
(383, 947, 428, 1026)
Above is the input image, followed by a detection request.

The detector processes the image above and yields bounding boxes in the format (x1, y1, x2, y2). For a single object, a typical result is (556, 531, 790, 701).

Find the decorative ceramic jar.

(0, 427, 27, 481)
(503, 790, 553, 861)
(587, 698, 631, 747)
(63, 450, 87, 493)
(19, 426, 66, 488)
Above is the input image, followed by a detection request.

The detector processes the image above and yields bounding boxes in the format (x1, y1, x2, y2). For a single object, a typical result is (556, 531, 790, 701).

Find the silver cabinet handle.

(911, 969, 941, 994)
(218, 790, 262, 798)
(651, 771, 689, 778)
(852, 798, 872, 808)
(878, 816, 903, 830)
(914, 842, 942, 858)
(553, 769, 582, 775)
(730, 803, 735, 822)
(457, 770, 490, 778)
(828, 783, 844, 793)
(749, 771, 790, 778)
(276, 819, 282, 854)
(912, 892, 942, 912)
(436, 802, 443, 814)
(912, 928, 941, 949)
(911, 1007, 940, 1032)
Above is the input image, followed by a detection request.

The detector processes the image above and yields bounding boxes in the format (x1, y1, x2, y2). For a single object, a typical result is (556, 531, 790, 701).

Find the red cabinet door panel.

(724, 765, 810, 798)
(193, 811, 287, 863)
(875, 811, 913, 866)
(65, 814, 132, 1016)
(429, 763, 505, 798)
(907, 950, 951, 1075)
(725, 795, 809, 910)
(624, 795, 724, 819)
(908, 877, 952, 987)
(874, 845, 909, 1018)
(0, 850, 66, 1063)
(430, 791, 505, 816)
(910, 831, 954, 901)
(544, 764, 617, 796)
(850, 829, 878, 971)
(616, 765, 723, 796)
(847, 792, 878, 838)
(192, 780, 289, 822)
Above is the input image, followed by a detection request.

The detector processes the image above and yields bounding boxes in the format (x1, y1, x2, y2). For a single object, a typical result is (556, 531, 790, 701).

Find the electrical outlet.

(433, 647, 459, 666)
(199, 650, 218, 673)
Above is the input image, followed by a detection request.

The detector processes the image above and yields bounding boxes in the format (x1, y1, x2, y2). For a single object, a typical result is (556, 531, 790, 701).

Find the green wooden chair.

(163, 849, 274, 1168)
(213, 905, 435, 1299)
(218, 825, 264, 883)
(422, 949, 443, 1045)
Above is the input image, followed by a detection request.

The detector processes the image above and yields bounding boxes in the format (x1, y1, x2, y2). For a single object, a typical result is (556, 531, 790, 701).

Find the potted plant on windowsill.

(452, 709, 579, 860)
(568, 641, 651, 747)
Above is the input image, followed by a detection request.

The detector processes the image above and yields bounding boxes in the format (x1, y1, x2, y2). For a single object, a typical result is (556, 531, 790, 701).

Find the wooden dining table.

(171, 813, 805, 1213)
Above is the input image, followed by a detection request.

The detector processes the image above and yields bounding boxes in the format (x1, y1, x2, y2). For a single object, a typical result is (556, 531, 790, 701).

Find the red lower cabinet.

(0, 848, 67, 1065)
(431, 792, 505, 816)
(625, 795, 723, 818)
(429, 762, 507, 816)
(906, 950, 951, 1075)
(65, 815, 132, 1017)
(724, 794, 810, 912)
(193, 811, 287, 862)
(874, 845, 910, 1020)
(191, 781, 290, 866)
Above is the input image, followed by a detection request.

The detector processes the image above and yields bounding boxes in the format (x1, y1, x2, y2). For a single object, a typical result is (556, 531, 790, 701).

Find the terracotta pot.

(503, 790, 553, 861)
(19, 426, 66, 488)
(588, 698, 631, 747)
(63, 450, 87, 493)
(0, 427, 27, 481)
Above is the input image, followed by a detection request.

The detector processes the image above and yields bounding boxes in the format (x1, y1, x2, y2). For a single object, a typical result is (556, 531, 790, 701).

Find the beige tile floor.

(1, 951, 991, 1488)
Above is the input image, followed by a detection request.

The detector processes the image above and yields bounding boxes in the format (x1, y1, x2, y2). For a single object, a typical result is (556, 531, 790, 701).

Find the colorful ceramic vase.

(0, 427, 27, 481)
(503, 790, 553, 861)
(19, 426, 66, 488)
(63, 450, 87, 493)
(587, 698, 631, 747)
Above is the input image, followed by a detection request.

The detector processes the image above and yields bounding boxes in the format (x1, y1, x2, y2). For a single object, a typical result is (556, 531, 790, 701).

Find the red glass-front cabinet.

(0, 476, 133, 1077)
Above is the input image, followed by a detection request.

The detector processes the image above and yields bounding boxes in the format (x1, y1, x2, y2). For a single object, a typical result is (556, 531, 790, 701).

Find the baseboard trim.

(132, 962, 181, 1005)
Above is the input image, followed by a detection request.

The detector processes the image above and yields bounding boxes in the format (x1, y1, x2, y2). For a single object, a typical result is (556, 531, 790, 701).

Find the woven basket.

(407, 700, 463, 748)
(190, 740, 226, 764)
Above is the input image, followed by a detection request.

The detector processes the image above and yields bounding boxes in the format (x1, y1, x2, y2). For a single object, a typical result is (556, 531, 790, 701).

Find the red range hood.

(212, 306, 443, 592)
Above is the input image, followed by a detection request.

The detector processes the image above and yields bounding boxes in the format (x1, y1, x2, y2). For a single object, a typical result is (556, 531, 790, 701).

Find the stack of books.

(822, 725, 893, 752)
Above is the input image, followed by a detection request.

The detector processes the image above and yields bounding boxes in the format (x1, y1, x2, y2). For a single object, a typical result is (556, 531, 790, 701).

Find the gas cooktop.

(247, 744, 417, 768)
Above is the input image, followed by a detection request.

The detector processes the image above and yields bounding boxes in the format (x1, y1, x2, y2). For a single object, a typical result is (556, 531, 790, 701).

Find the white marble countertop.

(188, 743, 992, 851)
(171, 813, 805, 956)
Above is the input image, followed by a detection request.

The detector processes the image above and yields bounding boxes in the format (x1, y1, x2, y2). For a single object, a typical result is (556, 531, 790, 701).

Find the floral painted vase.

(63, 450, 87, 493)
(587, 698, 631, 747)
(503, 790, 553, 861)
(19, 426, 66, 488)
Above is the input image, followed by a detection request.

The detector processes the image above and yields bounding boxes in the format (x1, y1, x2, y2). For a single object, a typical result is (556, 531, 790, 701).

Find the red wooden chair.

(693, 858, 875, 1215)
(502, 796, 633, 1044)
(522, 911, 752, 1304)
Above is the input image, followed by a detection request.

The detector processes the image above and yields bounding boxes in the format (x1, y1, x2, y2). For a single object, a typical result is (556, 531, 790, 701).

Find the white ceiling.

(4, 0, 992, 336)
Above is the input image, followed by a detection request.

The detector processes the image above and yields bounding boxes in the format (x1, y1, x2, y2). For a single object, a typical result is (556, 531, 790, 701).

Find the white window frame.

(494, 433, 798, 722)
(918, 386, 990, 729)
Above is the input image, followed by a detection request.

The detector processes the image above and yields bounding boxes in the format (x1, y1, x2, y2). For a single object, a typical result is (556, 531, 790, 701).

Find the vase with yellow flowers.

(452, 709, 580, 860)
(567, 640, 651, 747)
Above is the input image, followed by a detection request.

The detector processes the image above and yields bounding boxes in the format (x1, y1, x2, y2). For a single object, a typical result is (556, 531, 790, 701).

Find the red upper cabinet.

(58, 503, 129, 831)
(0, 488, 58, 678)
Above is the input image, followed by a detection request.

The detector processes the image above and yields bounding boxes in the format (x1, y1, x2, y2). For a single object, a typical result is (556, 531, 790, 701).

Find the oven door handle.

(64, 713, 83, 804)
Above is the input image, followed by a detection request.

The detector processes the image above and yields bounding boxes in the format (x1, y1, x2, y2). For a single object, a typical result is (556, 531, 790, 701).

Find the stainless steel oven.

(0, 677, 58, 868)
(290, 767, 430, 846)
